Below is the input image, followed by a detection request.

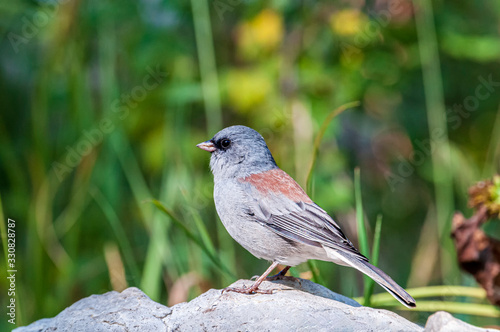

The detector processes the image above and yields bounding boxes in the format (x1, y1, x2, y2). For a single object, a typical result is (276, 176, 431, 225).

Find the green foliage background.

(1, 0, 500, 329)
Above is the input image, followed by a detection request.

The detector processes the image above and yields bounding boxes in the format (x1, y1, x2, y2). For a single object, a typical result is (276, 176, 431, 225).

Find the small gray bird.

(197, 125, 416, 308)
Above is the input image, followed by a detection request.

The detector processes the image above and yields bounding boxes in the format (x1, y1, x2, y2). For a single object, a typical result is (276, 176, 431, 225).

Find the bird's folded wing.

(238, 169, 367, 261)
(249, 193, 368, 261)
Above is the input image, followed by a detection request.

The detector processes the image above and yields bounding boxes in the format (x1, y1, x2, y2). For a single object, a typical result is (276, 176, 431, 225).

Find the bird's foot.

(266, 274, 296, 282)
(225, 262, 284, 294)
(222, 284, 273, 295)
(250, 273, 295, 282)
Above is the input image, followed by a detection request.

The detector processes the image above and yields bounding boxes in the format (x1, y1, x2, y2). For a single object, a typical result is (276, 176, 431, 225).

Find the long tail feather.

(324, 247, 416, 308)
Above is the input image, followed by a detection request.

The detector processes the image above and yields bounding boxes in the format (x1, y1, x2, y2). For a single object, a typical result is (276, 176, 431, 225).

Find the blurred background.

(1, 0, 500, 329)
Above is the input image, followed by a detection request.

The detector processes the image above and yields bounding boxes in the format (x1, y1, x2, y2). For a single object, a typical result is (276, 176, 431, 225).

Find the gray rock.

(14, 287, 171, 332)
(167, 278, 422, 332)
(424, 311, 494, 332)
(14, 278, 482, 332)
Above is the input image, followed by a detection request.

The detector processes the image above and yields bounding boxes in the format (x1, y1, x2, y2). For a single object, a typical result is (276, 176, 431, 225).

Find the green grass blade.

(354, 167, 369, 257)
(483, 105, 500, 177)
(414, 0, 455, 277)
(91, 188, 141, 284)
(151, 199, 235, 279)
(111, 133, 154, 224)
(110, 133, 169, 299)
(354, 285, 495, 316)
(380, 301, 500, 317)
(358, 285, 486, 302)
(354, 167, 371, 299)
(363, 214, 382, 306)
(190, 0, 222, 134)
(305, 101, 360, 193)
(190, 209, 217, 256)
(307, 260, 325, 285)
(140, 214, 169, 300)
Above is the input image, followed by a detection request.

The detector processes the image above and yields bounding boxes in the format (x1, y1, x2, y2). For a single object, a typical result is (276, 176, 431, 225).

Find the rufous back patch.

(239, 169, 313, 203)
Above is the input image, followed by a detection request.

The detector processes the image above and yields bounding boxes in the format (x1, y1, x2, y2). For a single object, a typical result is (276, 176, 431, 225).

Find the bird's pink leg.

(223, 262, 279, 294)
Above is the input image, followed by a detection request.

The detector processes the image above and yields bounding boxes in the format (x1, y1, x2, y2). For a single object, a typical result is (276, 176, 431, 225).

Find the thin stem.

(190, 0, 223, 134)
(414, 0, 455, 276)
(305, 101, 360, 193)
(364, 214, 382, 306)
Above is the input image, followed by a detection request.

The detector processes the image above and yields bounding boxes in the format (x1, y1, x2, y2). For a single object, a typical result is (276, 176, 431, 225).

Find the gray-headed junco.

(197, 125, 416, 308)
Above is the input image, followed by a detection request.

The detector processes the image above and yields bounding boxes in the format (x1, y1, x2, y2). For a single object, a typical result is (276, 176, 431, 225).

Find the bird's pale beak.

(196, 140, 216, 152)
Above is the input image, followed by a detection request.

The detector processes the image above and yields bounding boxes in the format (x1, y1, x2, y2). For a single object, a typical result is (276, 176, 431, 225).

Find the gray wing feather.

(264, 202, 367, 260)
(242, 183, 367, 260)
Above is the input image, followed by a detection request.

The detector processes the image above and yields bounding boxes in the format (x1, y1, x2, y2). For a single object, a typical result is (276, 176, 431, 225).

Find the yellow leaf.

(330, 9, 368, 36)
(236, 9, 284, 59)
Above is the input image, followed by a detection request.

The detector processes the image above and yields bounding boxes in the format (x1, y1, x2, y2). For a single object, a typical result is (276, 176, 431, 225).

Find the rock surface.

(425, 311, 495, 332)
(14, 287, 171, 332)
(14, 278, 491, 332)
(166, 278, 421, 331)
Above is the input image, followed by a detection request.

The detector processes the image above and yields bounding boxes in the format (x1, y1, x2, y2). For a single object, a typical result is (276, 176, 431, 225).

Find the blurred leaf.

(236, 9, 284, 60)
(442, 32, 500, 62)
(330, 9, 368, 37)
(225, 68, 273, 112)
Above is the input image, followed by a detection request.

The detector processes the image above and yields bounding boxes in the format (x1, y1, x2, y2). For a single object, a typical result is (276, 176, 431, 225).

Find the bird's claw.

(266, 275, 296, 282)
(222, 285, 273, 295)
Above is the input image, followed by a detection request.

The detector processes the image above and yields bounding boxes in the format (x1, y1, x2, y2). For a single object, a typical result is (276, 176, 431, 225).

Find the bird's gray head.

(197, 125, 278, 179)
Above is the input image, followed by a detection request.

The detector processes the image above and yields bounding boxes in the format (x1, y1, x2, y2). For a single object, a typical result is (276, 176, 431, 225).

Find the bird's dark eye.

(220, 139, 231, 148)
